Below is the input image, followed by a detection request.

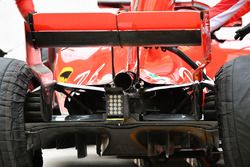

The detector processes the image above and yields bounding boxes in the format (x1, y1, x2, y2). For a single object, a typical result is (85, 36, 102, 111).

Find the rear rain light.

(105, 88, 124, 117)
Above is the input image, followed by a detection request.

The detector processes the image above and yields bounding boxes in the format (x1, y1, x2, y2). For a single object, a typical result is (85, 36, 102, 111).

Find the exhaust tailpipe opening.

(114, 72, 135, 91)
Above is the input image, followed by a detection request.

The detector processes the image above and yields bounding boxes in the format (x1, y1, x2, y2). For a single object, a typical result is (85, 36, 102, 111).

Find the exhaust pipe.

(114, 72, 135, 91)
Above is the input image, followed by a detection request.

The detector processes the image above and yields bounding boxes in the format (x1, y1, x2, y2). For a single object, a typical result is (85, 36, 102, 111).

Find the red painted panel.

(32, 11, 202, 31)
(118, 11, 202, 30)
(33, 13, 117, 31)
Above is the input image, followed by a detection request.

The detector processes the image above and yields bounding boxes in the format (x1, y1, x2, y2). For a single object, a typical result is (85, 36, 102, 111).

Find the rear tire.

(215, 56, 250, 167)
(203, 91, 216, 121)
(0, 58, 43, 167)
(24, 91, 44, 122)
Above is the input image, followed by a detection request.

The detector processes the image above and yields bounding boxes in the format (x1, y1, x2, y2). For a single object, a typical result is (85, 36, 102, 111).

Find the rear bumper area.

(25, 120, 218, 157)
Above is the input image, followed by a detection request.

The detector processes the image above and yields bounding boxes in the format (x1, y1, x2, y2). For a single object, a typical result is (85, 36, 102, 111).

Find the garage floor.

(43, 146, 225, 167)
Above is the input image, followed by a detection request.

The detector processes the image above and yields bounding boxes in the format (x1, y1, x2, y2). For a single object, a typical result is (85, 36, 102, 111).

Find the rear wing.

(26, 11, 209, 48)
(25, 11, 211, 89)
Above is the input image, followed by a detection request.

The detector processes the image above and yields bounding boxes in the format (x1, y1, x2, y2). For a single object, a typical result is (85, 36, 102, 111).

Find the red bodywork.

(54, 41, 250, 86)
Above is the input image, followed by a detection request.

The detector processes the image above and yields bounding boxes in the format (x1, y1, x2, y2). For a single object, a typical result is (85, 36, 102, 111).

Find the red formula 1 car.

(1, 0, 250, 167)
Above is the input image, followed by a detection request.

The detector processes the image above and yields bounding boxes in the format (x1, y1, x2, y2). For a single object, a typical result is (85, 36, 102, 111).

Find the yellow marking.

(58, 67, 73, 83)
(106, 118, 125, 121)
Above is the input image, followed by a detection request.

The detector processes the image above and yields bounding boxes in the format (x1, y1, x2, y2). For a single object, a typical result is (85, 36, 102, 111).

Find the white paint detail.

(74, 70, 91, 85)
(179, 67, 193, 82)
(87, 63, 106, 85)
(210, 0, 248, 32)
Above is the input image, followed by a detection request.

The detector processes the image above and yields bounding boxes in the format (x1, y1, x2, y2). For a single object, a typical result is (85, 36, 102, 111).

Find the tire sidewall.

(0, 58, 34, 167)
(215, 56, 250, 167)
